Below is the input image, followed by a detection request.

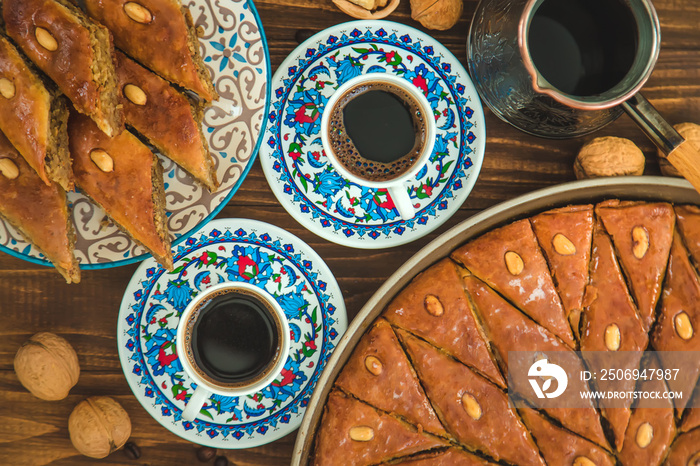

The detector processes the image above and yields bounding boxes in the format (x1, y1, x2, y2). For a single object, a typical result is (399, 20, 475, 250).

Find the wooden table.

(1, 0, 699, 464)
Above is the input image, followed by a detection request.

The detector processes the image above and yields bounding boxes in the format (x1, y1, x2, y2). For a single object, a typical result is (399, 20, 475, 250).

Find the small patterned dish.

(260, 20, 485, 249)
(117, 218, 347, 448)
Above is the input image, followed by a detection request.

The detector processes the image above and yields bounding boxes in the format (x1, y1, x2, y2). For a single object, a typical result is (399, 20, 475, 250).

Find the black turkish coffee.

(327, 80, 428, 182)
(183, 287, 284, 387)
(528, 0, 638, 97)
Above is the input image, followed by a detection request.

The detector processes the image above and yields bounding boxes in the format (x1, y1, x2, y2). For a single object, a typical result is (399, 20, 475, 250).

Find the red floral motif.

(238, 256, 258, 279)
(304, 340, 317, 350)
(377, 189, 396, 210)
(275, 368, 296, 387)
(289, 148, 302, 161)
(412, 74, 428, 94)
(294, 103, 318, 125)
(157, 343, 178, 368)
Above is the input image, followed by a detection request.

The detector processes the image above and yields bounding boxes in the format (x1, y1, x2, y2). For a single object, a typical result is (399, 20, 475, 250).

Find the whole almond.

(635, 422, 654, 448)
(0, 78, 15, 99)
(124, 2, 153, 24)
(424, 294, 444, 317)
(674, 312, 694, 340)
(90, 149, 114, 173)
(123, 84, 147, 106)
(604, 324, 621, 351)
(552, 233, 576, 255)
(364, 355, 382, 376)
(35, 27, 58, 51)
(573, 457, 596, 466)
(461, 393, 482, 420)
(0, 158, 19, 179)
(348, 425, 374, 442)
(632, 226, 649, 259)
(505, 251, 524, 276)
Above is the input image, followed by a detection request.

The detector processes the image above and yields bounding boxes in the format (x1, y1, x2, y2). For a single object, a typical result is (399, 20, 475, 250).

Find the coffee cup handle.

(388, 184, 416, 220)
(181, 385, 210, 421)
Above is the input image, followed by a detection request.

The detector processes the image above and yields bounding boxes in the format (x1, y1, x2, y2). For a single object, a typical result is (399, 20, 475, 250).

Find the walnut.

(410, 0, 463, 30)
(658, 122, 700, 177)
(574, 136, 645, 179)
(13, 332, 80, 400)
(332, 0, 400, 20)
(69, 397, 132, 459)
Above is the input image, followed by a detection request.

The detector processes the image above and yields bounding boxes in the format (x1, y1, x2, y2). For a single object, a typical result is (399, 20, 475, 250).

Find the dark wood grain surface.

(1, 0, 699, 464)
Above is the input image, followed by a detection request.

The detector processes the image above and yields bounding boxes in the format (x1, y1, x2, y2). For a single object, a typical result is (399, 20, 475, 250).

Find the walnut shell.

(332, 0, 400, 20)
(573, 136, 645, 179)
(410, 0, 463, 30)
(69, 397, 132, 459)
(13, 332, 80, 400)
(657, 122, 700, 177)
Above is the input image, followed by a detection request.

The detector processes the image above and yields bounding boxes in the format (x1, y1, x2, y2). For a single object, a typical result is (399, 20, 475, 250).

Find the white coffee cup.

(176, 282, 290, 421)
(320, 73, 436, 220)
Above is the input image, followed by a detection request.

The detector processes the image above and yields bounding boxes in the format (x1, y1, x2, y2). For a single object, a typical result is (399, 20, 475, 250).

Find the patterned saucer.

(117, 219, 347, 448)
(0, 0, 270, 269)
(260, 20, 485, 248)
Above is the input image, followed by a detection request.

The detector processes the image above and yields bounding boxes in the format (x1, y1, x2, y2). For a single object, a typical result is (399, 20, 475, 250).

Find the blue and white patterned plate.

(0, 0, 271, 269)
(260, 20, 485, 248)
(117, 218, 347, 448)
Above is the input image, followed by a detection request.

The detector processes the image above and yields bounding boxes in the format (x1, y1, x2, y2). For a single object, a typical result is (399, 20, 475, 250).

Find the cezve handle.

(623, 93, 700, 193)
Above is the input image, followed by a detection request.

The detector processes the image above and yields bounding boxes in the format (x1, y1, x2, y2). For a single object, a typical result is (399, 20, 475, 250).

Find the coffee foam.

(327, 81, 427, 182)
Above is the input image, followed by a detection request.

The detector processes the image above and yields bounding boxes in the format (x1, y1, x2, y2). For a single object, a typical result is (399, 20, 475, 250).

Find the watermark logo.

(528, 359, 568, 399)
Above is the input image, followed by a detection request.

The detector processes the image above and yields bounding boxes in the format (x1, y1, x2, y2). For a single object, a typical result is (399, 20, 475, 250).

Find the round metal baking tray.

(292, 176, 700, 465)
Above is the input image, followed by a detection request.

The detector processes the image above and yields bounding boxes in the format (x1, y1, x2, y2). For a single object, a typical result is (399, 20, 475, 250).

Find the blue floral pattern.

(260, 21, 485, 248)
(117, 219, 347, 448)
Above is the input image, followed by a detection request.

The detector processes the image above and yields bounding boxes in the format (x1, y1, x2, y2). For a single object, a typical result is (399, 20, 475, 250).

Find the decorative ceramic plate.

(117, 218, 347, 448)
(260, 20, 485, 248)
(0, 0, 270, 269)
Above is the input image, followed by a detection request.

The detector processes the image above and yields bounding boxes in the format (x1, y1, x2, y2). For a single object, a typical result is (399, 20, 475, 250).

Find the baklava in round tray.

(293, 177, 700, 466)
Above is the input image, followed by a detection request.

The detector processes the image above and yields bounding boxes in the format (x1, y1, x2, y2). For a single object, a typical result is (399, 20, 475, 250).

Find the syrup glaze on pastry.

(0, 34, 72, 191)
(314, 201, 700, 465)
(115, 51, 218, 192)
(69, 111, 173, 271)
(313, 390, 448, 466)
(0, 132, 79, 283)
(452, 219, 575, 347)
(3, 0, 123, 137)
(83, 0, 217, 102)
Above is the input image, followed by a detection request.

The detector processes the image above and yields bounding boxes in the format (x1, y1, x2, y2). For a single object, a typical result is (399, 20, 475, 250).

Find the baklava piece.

(452, 219, 575, 347)
(382, 258, 504, 388)
(398, 329, 545, 466)
(334, 319, 446, 437)
(3, 0, 123, 137)
(83, 0, 217, 102)
(115, 51, 218, 192)
(651, 231, 700, 417)
(596, 200, 675, 331)
(312, 389, 448, 466)
(69, 111, 173, 270)
(463, 275, 609, 450)
(0, 34, 72, 191)
(518, 407, 615, 466)
(530, 204, 594, 337)
(618, 355, 675, 466)
(0, 132, 79, 283)
(579, 220, 648, 451)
